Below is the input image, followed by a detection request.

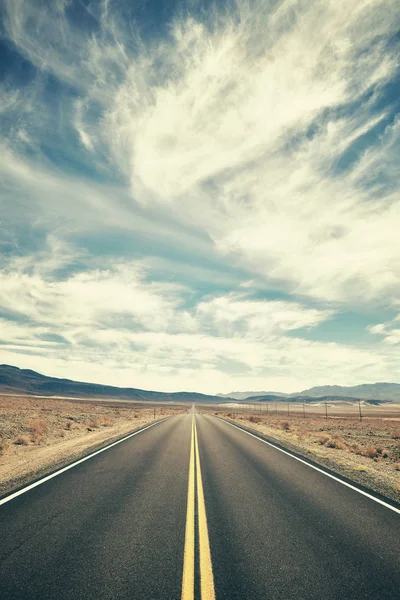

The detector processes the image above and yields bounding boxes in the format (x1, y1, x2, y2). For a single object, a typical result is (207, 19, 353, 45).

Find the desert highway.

(0, 413, 399, 600)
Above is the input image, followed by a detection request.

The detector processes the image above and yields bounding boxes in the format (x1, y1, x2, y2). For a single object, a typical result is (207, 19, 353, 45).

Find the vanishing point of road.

(1, 412, 399, 600)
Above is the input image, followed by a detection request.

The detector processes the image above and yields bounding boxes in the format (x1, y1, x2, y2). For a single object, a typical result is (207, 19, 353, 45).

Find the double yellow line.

(181, 416, 215, 600)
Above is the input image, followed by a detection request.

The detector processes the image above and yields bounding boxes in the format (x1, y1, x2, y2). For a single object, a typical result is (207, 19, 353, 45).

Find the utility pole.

(287, 402, 290, 417)
(275, 403, 278, 415)
(358, 399, 362, 422)
(303, 402, 305, 418)
(154, 407, 156, 419)
(325, 401, 328, 419)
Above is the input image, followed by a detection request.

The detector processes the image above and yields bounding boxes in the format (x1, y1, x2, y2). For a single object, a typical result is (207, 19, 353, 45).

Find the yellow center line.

(181, 417, 195, 600)
(194, 418, 216, 600)
(181, 415, 216, 600)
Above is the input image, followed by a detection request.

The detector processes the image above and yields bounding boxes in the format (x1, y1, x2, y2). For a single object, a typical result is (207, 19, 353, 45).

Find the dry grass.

(98, 415, 114, 427)
(249, 415, 262, 424)
(0, 438, 10, 455)
(364, 446, 378, 459)
(28, 419, 48, 444)
(65, 420, 80, 431)
(85, 416, 113, 429)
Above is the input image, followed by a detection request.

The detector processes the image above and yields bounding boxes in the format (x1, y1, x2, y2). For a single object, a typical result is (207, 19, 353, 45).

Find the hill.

(0, 364, 226, 403)
(294, 383, 400, 401)
(217, 391, 289, 400)
(244, 394, 392, 404)
(220, 384, 399, 403)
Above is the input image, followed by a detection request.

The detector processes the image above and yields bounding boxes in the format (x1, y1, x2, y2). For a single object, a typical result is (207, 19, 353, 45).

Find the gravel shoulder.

(0, 395, 184, 498)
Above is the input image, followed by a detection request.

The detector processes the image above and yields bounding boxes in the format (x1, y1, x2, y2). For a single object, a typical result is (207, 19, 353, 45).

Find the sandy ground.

(211, 408, 400, 504)
(0, 395, 185, 497)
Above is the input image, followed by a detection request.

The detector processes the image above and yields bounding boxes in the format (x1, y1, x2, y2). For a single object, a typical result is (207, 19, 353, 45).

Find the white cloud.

(368, 315, 400, 345)
(100, 0, 400, 304)
(3, 1, 400, 307)
(2, 0, 400, 391)
(196, 294, 332, 339)
(1, 249, 399, 393)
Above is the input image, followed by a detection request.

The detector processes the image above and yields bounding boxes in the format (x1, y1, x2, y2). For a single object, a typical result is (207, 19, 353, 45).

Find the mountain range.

(0, 364, 223, 403)
(219, 383, 400, 402)
(1, 364, 399, 403)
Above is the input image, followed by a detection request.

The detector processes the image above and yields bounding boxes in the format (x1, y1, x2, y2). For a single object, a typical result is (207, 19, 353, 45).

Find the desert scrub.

(326, 438, 347, 450)
(315, 433, 331, 445)
(28, 419, 47, 444)
(98, 415, 114, 427)
(249, 416, 263, 424)
(364, 446, 379, 459)
(65, 420, 80, 431)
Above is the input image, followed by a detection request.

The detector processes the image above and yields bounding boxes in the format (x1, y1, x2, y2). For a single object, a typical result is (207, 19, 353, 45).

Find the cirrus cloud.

(1, 0, 400, 392)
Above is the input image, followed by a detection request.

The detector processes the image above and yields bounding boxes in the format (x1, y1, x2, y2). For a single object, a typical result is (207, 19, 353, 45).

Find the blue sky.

(1, 0, 400, 394)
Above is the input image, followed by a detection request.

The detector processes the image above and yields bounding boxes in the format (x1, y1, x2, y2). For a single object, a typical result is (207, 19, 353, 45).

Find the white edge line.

(0, 419, 167, 506)
(216, 416, 400, 515)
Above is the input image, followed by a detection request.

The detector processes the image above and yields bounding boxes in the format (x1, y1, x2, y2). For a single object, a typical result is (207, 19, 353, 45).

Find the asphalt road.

(1, 413, 399, 600)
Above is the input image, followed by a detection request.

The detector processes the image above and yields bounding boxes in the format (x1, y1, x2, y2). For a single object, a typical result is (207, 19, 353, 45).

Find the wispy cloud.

(1, 0, 400, 391)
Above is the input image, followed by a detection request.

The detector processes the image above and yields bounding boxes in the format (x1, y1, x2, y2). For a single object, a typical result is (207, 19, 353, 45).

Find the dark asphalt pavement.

(197, 415, 399, 600)
(1, 413, 399, 599)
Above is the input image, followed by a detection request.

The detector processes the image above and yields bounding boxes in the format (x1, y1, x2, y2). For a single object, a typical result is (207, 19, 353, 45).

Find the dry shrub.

(314, 433, 347, 450)
(65, 421, 80, 431)
(364, 446, 378, 459)
(28, 419, 47, 444)
(56, 429, 66, 438)
(353, 465, 368, 472)
(316, 433, 331, 445)
(0, 438, 11, 455)
(249, 416, 262, 424)
(14, 435, 29, 446)
(394, 463, 400, 471)
(98, 415, 113, 427)
(281, 421, 291, 431)
(350, 442, 363, 454)
(326, 438, 347, 450)
(392, 432, 400, 440)
(375, 445, 389, 458)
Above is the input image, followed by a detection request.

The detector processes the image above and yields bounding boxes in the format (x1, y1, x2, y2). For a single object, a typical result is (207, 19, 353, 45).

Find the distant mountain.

(220, 383, 400, 403)
(217, 391, 289, 400)
(294, 383, 400, 401)
(0, 365, 227, 404)
(3, 364, 398, 404)
(244, 394, 392, 404)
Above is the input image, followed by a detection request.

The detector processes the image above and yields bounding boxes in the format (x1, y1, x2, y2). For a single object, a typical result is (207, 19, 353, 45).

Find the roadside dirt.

(217, 411, 400, 505)
(0, 395, 184, 497)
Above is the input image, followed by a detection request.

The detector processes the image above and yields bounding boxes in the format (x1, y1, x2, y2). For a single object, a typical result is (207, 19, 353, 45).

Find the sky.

(0, 0, 400, 394)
